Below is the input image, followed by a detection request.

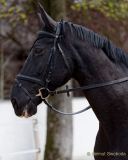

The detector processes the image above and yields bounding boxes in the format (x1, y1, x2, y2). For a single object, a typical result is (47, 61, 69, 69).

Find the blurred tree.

(71, 0, 128, 20)
(0, 0, 37, 98)
(68, 0, 128, 52)
(42, 1, 73, 160)
(0, 45, 4, 99)
(0, 0, 34, 25)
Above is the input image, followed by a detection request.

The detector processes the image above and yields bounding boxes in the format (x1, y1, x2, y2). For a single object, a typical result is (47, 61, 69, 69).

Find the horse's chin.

(12, 100, 38, 118)
(21, 101, 38, 118)
(20, 110, 37, 118)
(21, 109, 31, 118)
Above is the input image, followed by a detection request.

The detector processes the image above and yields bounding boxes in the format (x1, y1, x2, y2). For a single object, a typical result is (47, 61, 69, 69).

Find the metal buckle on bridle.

(36, 88, 50, 99)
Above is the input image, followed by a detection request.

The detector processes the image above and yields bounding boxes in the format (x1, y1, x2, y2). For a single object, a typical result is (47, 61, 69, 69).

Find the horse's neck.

(74, 43, 128, 128)
(74, 42, 126, 84)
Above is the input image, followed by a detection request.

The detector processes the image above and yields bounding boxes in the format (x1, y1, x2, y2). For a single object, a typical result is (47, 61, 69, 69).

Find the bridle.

(15, 20, 128, 115)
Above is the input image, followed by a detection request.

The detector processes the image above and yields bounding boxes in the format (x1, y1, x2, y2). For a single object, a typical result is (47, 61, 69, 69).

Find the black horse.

(11, 4, 128, 160)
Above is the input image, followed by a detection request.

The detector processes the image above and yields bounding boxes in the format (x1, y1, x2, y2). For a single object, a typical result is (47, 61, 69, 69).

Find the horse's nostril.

(11, 98, 18, 109)
(11, 98, 23, 117)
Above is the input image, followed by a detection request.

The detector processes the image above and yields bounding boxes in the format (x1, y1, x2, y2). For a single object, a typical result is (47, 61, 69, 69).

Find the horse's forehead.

(33, 32, 55, 45)
(34, 37, 53, 47)
(37, 31, 56, 38)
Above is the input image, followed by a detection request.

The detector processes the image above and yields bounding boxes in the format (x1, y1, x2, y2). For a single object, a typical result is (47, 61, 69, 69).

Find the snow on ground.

(0, 99, 98, 160)
(72, 98, 98, 160)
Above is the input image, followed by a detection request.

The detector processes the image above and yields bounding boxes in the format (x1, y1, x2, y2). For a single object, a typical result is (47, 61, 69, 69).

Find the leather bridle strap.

(43, 99, 91, 115)
(42, 21, 66, 88)
(16, 21, 90, 116)
(48, 77, 128, 96)
(34, 76, 128, 115)
(17, 74, 44, 86)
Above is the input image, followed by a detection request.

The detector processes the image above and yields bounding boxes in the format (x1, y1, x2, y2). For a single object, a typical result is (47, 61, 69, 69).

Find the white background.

(0, 99, 98, 160)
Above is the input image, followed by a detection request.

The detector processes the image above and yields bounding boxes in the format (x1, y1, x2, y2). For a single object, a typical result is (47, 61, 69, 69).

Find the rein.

(16, 21, 128, 116)
(48, 77, 128, 96)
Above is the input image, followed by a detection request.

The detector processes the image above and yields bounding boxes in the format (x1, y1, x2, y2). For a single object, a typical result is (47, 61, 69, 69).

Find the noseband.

(15, 21, 128, 115)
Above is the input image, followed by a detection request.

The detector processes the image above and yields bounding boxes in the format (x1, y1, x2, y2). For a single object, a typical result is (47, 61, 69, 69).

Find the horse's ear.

(38, 3, 57, 32)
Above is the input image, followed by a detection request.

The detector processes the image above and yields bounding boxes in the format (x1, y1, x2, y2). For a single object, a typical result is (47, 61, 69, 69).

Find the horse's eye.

(34, 48, 43, 54)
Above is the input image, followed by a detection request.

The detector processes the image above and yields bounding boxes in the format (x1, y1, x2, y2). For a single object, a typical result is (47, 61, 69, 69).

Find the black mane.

(66, 22, 128, 67)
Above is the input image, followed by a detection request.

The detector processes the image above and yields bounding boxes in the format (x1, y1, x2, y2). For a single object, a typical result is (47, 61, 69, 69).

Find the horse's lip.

(21, 109, 30, 118)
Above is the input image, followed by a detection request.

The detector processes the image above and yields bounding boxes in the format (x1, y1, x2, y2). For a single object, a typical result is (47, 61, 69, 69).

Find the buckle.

(36, 88, 50, 99)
